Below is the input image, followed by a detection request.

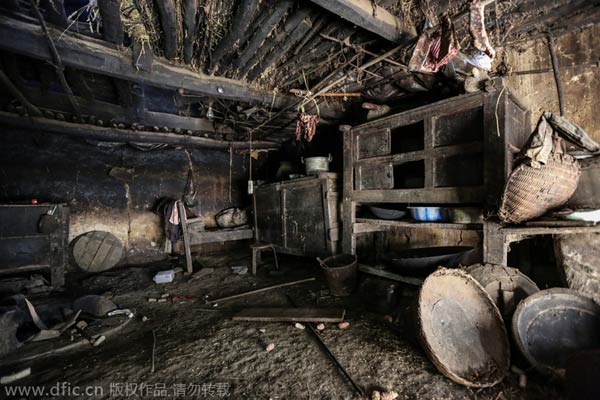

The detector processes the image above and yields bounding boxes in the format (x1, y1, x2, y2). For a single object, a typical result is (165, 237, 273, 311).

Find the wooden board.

(232, 307, 346, 322)
(308, 0, 415, 43)
(72, 231, 124, 272)
(358, 264, 423, 286)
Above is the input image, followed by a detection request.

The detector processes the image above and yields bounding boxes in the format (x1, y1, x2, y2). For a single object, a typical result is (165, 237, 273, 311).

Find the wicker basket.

(499, 151, 580, 224)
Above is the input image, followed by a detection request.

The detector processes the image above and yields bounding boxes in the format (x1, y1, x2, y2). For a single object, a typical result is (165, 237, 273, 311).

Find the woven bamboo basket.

(499, 152, 580, 224)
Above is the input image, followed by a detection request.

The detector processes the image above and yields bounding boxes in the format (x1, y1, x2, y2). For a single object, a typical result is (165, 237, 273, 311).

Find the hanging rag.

(408, 15, 459, 73)
(295, 113, 319, 142)
(469, 0, 496, 59)
(164, 200, 182, 245)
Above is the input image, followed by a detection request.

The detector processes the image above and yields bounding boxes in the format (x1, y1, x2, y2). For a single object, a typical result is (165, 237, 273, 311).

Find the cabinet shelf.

(355, 218, 482, 233)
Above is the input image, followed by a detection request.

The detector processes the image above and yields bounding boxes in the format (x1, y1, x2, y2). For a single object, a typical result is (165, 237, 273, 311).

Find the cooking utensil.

(368, 205, 406, 220)
(382, 246, 473, 276)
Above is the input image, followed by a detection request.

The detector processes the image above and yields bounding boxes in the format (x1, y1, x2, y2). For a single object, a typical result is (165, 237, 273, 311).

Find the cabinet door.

(283, 185, 328, 255)
(356, 128, 391, 159)
(356, 164, 394, 190)
(254, 187, 283, 246)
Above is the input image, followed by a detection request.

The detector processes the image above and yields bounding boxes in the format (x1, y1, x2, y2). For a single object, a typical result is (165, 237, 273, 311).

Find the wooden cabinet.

(254, 173, 339, 257)
(347, 88, 529, 205)
(342, 83, 531, 255)
(0, 203, 69, 291)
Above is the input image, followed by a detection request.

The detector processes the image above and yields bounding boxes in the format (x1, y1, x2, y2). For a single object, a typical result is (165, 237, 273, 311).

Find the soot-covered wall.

(0, 128, 259, 265)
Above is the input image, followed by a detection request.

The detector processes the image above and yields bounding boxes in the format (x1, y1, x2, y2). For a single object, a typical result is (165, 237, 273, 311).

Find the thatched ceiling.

(0, 0, 598, 147)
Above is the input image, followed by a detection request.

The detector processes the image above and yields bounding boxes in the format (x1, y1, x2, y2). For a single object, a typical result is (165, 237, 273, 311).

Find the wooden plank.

(341, 125, 357, 254)
(0, 16, 342, 118)
(502, 225, 600, 237)
(0, 111, 277, 150)
(358, 264, 423, 286)
(355, 219, 483, 231)
(353, 92, 484, 132)
(309, 0, 415, 43)
(205, 278, 316, 304)
(178, 202, 193, 274)
(232, 307, 346, 322)
(15, 84, 233, 135)
(352, 186, 485, 204)
(189, 228, 253, 246)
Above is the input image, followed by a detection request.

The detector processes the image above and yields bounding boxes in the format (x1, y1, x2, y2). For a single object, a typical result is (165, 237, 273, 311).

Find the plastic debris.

(465, 50, 492, 71)
(294, 323, 305, 330)
(230, 265, 248, 275)
(153, 270, 175, 284)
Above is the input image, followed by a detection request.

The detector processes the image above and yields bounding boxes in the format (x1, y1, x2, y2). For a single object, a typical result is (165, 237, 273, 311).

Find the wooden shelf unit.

(341, 83, 531, 257)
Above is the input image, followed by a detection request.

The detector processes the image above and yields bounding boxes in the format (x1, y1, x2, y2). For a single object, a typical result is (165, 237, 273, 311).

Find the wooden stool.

(251, 243, 279, 275)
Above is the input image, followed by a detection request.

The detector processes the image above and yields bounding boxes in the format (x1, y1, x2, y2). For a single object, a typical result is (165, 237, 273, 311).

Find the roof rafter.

(309, 0, 416, 43)
(0, 16, 343, 119)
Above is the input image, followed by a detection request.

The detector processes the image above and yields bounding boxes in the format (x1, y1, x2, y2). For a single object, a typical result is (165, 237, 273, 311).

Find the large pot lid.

(418, 269, 510, 387)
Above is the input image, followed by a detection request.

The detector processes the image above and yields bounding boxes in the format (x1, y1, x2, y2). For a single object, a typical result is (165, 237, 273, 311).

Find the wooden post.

(483, 221, 509, 265)
(155, 0, 178, 60)
(178, 202, 193, 274)
(341, 125, 357, 254)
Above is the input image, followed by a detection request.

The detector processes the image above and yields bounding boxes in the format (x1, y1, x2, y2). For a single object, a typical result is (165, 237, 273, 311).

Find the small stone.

(371, 391, 381, 400)
(383, 315, 393, 323)
(338, 322, 350, 330)
(294, 323, 305, 330)
(316, 323, 325, 331)
(381, 391, 398, 400)
(265, 343, 275, 352)
(518, 374, 527, 389)
(259, 329, 266, 334)
(141, 316, 149, 322)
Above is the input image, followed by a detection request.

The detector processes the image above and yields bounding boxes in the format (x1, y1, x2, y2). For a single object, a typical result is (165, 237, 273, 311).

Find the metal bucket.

(319, 254, 357, 296)
(302, 155, 332, 175)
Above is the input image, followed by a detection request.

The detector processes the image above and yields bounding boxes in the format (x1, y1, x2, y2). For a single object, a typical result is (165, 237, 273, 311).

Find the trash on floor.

(230, 265, 248, 275)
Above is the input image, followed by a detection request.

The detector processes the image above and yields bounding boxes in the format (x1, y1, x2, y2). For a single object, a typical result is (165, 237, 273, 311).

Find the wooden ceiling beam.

(0, 16, 344, 119)
(0, 111, 278, 150)
(309, 0, 416, 43)
(3, 83, 235, 135)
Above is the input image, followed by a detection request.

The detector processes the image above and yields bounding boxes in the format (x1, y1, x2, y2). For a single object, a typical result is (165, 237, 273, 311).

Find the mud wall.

(0, 128, 263, 266)
(500, 24, 600, 140)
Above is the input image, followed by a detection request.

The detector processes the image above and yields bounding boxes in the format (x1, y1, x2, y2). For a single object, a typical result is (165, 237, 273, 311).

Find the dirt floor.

(0, 251, 564, 400)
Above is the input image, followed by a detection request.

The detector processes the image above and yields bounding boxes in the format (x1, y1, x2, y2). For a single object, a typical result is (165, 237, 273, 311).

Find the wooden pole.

(204, 278, 316, 304)
(29, 0, 80, 117)
(0, 70, 42, 117)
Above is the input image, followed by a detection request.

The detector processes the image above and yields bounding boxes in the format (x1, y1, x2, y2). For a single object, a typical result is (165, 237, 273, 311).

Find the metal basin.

(368, 205, 406, 220)
(382, 246, 473, 276)
(418, 269, 510, 387)
(512, 288, 600, 377)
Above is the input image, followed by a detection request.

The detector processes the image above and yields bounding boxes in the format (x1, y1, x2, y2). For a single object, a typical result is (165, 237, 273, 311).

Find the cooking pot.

(301, 154, 332, 175)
